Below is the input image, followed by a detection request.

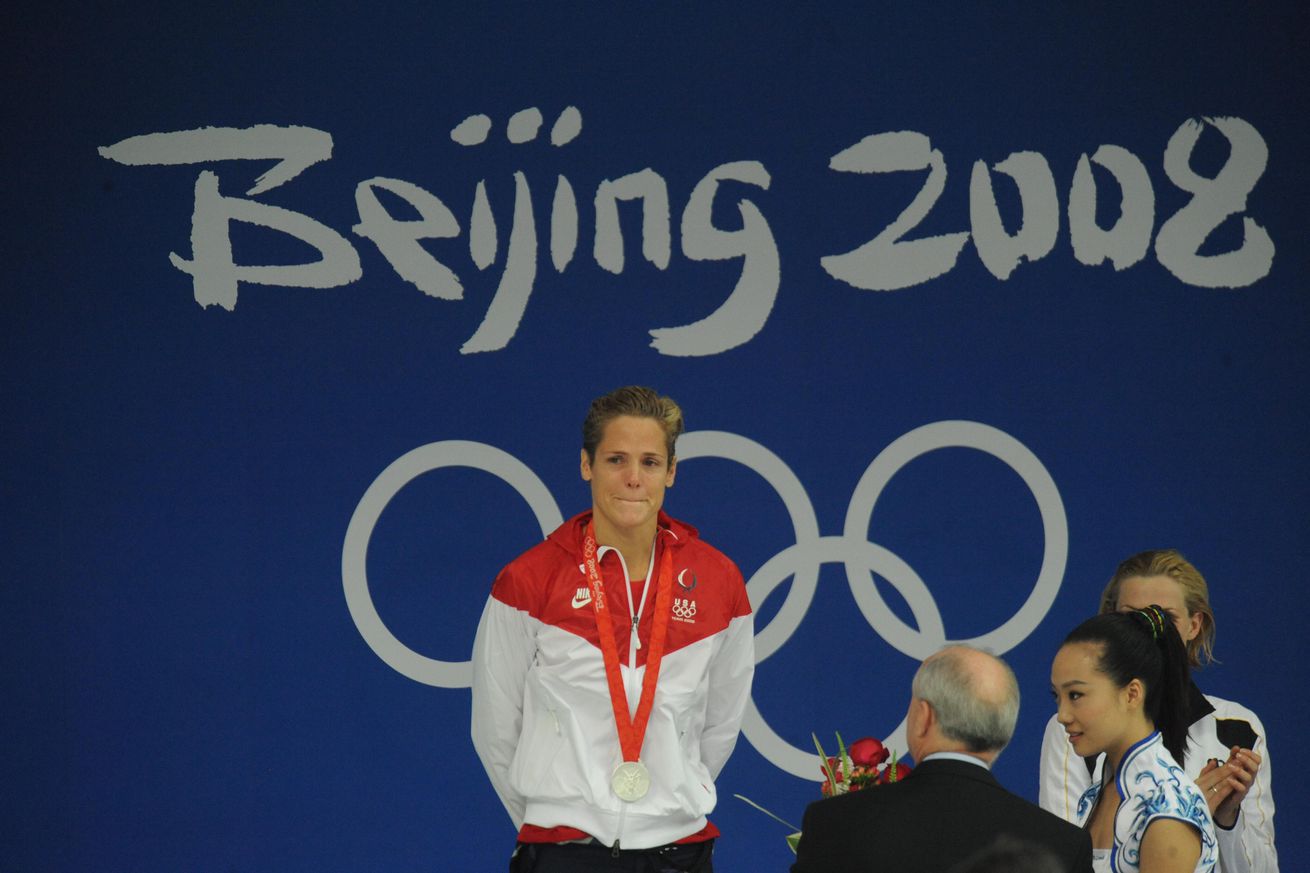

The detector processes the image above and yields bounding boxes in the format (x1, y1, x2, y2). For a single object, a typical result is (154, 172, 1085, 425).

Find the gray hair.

(911, 646, 1020, 754)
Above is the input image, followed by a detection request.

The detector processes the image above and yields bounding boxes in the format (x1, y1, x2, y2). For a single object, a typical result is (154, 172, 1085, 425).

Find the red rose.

(877, 760, 912, 783)
(848, 737, 889, 768)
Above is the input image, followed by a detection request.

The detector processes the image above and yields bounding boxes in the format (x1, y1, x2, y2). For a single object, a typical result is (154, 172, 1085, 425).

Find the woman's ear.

(1123, 677, 1146, 711)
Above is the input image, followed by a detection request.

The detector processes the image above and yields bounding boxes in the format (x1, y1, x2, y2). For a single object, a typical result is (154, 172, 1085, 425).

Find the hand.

(1195, 757, 1236, 819)
(1196, 746, 1262, 829)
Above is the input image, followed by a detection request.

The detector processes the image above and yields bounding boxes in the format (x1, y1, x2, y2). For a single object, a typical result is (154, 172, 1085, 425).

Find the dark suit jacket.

(790, 757, 1093, 873)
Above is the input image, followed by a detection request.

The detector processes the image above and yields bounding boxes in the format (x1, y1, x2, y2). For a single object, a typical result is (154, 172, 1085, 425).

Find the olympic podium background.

(5, 5, 1307, 870)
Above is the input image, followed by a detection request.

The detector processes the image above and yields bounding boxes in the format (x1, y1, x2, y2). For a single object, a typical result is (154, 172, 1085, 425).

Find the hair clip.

(1136, 606, 1163, 639)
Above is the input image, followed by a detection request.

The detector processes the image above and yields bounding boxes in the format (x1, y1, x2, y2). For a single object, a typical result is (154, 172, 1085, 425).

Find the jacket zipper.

(613, 804, 627, 856)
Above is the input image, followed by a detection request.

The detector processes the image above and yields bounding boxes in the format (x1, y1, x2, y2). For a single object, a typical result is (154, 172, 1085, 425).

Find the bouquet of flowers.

(736, 732, 912, 854)
(815, 732, 912, 797)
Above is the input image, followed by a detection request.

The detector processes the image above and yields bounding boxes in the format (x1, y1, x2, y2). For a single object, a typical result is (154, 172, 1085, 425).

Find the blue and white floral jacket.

(1077, 731, 1218, 873)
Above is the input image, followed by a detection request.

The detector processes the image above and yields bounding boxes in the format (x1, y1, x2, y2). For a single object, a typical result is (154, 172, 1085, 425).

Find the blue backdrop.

(6, 4, 1305, 870)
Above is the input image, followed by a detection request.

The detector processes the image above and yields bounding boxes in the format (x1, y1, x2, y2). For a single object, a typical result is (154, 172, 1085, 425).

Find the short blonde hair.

(1100, 549, 1216, 668)
(581, 386, 684, 462)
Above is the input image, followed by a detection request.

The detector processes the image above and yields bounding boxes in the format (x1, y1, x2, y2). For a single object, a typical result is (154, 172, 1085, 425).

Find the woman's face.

(580, 415, 676, 541)
(1051, 641, 1134, 760)
(1115, 574, 1202, 645)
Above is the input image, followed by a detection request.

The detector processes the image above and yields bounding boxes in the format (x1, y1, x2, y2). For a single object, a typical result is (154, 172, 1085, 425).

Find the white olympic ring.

(678, 422, 1067, 777)
(341, 421, 1066, 780)
(342, 440, 563, 687)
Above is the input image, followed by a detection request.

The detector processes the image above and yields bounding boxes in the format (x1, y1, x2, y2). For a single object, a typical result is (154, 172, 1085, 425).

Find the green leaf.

(812, 732, 838, 796)
(836, 731, 852, 782)
(733, 794, 800, 832)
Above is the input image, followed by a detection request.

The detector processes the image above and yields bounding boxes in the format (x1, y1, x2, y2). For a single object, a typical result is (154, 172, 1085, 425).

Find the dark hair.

(1062, 605, 1192, 764)
(581, 386, 684, 462)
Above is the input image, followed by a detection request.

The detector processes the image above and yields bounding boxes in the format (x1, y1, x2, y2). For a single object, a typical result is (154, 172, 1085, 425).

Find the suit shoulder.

(1202, 693, 1266, 727)
(1011, 793, 1092, 843)
(1202, 693, 1267, 748)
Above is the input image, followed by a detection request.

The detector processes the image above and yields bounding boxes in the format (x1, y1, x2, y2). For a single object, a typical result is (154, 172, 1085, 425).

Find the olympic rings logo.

(341, 421, 1067, 779)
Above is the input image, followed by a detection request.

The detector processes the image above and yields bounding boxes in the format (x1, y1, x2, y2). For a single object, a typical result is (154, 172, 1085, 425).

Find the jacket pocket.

(509, 707, 564, 797)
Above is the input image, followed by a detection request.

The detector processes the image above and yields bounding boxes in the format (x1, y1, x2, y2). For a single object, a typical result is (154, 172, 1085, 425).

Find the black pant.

(509, 839, 714, 873)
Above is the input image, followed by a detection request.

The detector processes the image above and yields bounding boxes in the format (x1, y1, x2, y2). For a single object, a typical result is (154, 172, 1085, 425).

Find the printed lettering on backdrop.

(100, 113, 1273, 357)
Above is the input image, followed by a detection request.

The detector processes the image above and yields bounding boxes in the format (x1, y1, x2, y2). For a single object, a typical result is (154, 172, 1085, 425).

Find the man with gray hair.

(791, 646, 1092, 873)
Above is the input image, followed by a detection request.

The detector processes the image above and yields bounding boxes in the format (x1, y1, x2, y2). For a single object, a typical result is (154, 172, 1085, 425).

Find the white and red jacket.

(471, 510, 754, 850)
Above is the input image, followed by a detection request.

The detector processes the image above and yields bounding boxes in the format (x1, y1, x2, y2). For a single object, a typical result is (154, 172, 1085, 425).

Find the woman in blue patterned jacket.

(1050, 607, 1217, 873)
(1039, 551, 1275, 873)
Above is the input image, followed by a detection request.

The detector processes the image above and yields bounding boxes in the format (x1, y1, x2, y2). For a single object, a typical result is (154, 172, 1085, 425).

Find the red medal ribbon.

(582, 521, 675, 763)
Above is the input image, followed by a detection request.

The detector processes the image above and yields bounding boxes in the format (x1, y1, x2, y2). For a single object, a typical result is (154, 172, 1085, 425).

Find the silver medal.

(611, 760, 651, 802)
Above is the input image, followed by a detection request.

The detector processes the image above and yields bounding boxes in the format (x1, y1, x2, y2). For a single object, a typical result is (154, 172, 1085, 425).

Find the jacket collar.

(907, 756, 1002, 789)
(1187, 680, 1215, 725)
(549, 510, 696, 558)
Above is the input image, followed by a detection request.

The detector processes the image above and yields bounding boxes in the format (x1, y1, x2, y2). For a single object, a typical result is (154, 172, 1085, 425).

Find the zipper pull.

(612, 839, 621, 858)
(632, 614, 641, 650)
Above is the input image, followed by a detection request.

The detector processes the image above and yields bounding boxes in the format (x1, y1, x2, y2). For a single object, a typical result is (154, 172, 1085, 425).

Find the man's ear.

(580, 449, 592, 482)
(910, 698, 933, 738)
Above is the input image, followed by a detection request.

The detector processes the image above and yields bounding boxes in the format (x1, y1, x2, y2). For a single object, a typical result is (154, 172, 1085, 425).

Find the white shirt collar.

(922, 751, 991, 770)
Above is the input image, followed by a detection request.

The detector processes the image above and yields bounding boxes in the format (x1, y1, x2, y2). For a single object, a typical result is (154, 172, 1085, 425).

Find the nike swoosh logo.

(572, 591, 592, 608)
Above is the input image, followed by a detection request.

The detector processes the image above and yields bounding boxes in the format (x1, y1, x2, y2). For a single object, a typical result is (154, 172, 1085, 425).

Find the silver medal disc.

(611, 760, 651, 802)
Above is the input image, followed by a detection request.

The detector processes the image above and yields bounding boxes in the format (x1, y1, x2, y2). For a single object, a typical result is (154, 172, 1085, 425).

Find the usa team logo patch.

(671, 597, 697, 623)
